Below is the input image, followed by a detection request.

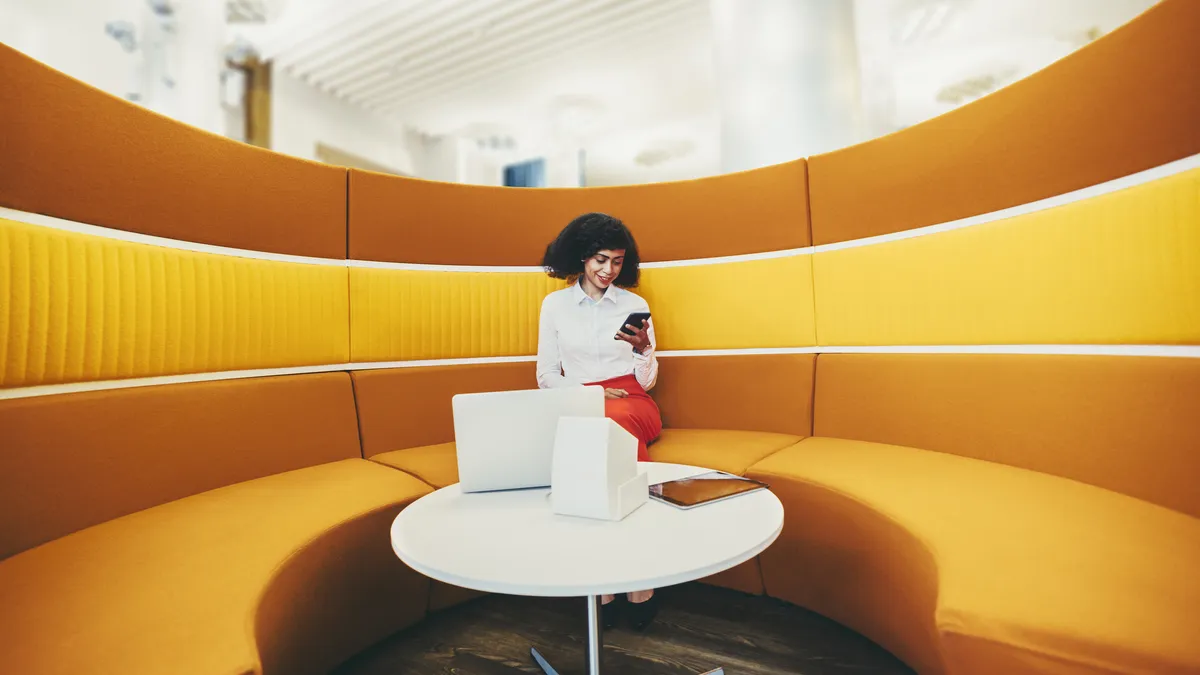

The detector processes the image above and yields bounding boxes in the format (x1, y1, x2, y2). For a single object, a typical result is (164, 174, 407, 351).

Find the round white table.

(390, 462, 785, 674)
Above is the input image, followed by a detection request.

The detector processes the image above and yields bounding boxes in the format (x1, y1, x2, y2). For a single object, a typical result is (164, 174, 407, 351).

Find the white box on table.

(550, 416, 648, 521)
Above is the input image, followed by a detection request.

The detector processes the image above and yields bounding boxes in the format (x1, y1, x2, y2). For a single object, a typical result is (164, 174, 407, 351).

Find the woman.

(536, 212, 662, 631)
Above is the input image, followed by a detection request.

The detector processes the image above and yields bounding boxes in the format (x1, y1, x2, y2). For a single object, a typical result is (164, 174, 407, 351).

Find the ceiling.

(240, 0, 1159, 185)
(255, 0, 711, 127)
(226, 0, 269, 23)
(242, 0, 717, 184)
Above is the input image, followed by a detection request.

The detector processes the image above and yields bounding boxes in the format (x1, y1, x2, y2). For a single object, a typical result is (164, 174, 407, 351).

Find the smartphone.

(617, 311, 651, 336)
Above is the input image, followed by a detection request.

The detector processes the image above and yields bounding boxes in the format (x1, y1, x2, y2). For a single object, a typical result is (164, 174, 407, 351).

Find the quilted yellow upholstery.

(0, 218, 349, 388)
(639, 255, 817, 350)
(0, 459, 432, 675)
(349, 268, 562, 361)
(349, 255, 817, 363)
(813, 167, 1200, 345)
(748, 437, 1200, 675)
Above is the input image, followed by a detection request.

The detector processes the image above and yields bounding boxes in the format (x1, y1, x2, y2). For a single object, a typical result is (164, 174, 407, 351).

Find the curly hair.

(541, 212, 641, 287)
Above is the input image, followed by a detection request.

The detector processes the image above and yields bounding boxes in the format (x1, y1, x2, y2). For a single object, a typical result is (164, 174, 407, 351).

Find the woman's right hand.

(604, 388, 628, 400)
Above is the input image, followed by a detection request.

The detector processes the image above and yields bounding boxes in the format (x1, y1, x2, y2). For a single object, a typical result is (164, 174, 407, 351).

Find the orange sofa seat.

(748, 437, 1200, 675)
(649, 429, 802, 475)
(0, 459, 433, 675)
(0, 374, 440, 674)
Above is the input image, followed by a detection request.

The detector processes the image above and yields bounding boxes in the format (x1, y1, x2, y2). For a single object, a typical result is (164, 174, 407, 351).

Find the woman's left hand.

(615, 319, 651, 355)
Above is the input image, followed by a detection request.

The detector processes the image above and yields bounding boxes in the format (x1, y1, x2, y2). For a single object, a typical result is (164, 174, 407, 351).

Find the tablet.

(649, 471, 769, 509)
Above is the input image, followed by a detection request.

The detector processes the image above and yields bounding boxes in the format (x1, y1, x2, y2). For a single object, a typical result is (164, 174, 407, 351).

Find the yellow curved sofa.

(2, 2, 1199, 674)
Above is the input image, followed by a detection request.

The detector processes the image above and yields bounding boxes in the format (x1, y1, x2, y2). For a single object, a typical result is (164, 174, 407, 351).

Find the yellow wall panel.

(0, 219, 350, 388)
(641, 256, 817, 350)
(350, 255, 817, 362)
(813, 168, 1200, 345)
(349, 268, 564, 362)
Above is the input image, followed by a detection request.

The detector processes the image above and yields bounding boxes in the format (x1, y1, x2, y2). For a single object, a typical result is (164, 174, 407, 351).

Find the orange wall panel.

(0, 44, 347, 259)
(808, 0, 1200, 244)
(348, 160, 809, 265)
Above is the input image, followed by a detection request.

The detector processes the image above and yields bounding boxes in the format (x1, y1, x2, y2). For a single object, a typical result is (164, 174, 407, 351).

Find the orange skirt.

(586, 373, 662, 462)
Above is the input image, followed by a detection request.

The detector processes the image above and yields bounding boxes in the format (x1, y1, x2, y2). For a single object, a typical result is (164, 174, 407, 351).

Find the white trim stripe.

(642, 247, 814, 268)
(2, 346, 1195, 400)
(3, 151, 1197, 270)
(658, 345, 1200, 358)
(349, 356, 539, 368)
(0, 364, 354, 401)
(0, 207, 346, 267)
(810, 152, 1200, 254)
(347, 259, 544, 273)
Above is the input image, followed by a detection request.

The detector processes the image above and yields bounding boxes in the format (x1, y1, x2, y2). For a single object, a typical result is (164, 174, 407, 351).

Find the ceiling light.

(934, 66, 1019, 105)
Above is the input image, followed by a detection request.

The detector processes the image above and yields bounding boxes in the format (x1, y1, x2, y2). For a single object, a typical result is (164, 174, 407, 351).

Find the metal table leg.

(530, 595, 724, 674)
(531, 594, 601, 674)
(531, 646, 562, 675)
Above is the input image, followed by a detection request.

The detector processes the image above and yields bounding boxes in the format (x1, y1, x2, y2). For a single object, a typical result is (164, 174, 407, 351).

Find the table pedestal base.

(529, 595, 724, 675)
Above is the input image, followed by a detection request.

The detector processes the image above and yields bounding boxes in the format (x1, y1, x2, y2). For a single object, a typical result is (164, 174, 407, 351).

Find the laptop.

(451, 386, 606, 493)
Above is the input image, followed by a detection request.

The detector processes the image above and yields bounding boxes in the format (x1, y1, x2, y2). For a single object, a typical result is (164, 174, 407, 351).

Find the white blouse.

(536, 280, 659, 391)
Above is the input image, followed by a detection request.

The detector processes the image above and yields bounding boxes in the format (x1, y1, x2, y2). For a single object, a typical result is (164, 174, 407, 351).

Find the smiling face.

(581, 248, 625, 295)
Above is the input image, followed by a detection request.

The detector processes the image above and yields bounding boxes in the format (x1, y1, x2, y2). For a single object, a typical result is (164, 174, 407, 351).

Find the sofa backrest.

(352, 354, 816, 459)
(813, 354, 1200, 517)
(654, 354, 815, 437)
(352, 363, 536, 457)
(0, 373, 362, 559)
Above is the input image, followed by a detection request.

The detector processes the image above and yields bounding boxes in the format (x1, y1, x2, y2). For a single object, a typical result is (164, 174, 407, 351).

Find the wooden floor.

(336, 583, 913, 675)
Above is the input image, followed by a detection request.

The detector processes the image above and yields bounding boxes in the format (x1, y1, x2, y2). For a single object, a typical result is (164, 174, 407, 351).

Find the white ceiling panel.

(249, 0, 1160, 184)
(268, 0, 711, 132)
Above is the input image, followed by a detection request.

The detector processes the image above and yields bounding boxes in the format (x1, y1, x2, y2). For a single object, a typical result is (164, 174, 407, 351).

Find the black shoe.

(601, 596, 623, 629)
(626, 594, 658, 631)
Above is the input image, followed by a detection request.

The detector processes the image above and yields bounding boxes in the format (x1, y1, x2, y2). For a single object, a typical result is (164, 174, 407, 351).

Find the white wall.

(455, 142, 502, 186)
(167, 0, 226, 134)
(710, 0, 864, 172)
(411, 135, 465, 182)
(2, 0, 228, 135)
(544, 148, 584, 188)
(270, 69, 417, 175)
(450, 142, 584, 188)
(1, 0, 143, 98)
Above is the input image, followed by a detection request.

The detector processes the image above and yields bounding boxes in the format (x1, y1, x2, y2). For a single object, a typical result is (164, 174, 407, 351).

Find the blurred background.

(1, 0, 1159, 187)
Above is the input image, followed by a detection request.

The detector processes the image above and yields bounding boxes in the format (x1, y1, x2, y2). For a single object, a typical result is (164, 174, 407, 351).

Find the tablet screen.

(649, 471, 768, 508)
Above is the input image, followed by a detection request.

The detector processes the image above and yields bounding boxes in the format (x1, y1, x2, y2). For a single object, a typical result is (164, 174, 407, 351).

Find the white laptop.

(452, 386, 605, 493)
